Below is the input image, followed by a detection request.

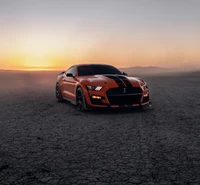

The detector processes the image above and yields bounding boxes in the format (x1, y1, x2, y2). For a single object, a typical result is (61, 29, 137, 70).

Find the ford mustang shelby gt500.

(56, 64, 150, 111)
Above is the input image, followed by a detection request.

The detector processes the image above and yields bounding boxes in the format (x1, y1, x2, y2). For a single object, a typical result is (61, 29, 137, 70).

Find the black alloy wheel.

(56, 83, 63, 102)
(76, 87, 85, 112)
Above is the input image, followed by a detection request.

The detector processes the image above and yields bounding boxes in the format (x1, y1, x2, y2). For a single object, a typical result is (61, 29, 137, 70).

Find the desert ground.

(0, 70, 200, 185)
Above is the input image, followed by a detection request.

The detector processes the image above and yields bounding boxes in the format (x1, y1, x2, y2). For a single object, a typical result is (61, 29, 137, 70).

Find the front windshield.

(78, 65, 122, 76)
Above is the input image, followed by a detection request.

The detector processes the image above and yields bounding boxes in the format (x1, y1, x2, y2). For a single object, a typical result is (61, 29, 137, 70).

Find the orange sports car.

(56, 64, 151, 111)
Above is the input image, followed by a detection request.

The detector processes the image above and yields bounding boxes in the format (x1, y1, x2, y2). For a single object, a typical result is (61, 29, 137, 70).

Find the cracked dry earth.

(0, 71, 200, 185)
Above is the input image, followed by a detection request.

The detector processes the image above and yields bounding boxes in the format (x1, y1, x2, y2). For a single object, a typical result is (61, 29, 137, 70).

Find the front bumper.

(84, 87, 150, 109)
(85, 101, 152, 110)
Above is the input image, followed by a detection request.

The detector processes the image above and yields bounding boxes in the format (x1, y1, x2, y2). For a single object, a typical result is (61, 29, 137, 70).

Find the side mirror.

(66, 73, 74, 77)
(122, 72, 128, 76)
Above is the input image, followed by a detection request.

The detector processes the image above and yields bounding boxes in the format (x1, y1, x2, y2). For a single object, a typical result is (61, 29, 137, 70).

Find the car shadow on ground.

(67, 102, 153, 115)
(58, 100, 154, 115)
(87, 106, 153, 115)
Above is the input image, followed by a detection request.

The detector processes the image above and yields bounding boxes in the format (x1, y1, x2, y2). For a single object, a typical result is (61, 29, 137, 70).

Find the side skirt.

(63, 97, 76, 105)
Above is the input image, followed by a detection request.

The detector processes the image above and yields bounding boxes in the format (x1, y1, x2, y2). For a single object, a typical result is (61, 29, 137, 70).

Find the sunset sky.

(0, 0, 200, 70)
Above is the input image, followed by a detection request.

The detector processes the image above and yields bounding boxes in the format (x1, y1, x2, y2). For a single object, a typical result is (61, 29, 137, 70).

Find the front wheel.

(56, 83, 63, 102)
(76, 87, 86, 112)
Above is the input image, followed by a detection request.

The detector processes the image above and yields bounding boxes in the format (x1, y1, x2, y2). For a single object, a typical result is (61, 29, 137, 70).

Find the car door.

(62, 66, 77, 102)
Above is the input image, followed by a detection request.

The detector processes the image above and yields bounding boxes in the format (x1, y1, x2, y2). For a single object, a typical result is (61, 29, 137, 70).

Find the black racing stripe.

(117, 75, 132, 88)
(104, 75, 125, 88)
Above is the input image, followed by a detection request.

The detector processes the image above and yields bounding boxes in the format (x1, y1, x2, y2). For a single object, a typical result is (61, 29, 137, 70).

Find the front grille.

(107, 94, 142, 105)
(106, 87, 142, 105)
(106, 87, 142, 95)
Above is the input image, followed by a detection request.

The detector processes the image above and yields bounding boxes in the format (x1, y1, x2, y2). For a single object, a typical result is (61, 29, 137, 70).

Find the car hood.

(77, 74, 145, 87)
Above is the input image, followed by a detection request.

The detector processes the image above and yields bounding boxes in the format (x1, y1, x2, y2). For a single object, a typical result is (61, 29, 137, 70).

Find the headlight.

(86, 86, 102, 91)
(142, 85, 148, 90)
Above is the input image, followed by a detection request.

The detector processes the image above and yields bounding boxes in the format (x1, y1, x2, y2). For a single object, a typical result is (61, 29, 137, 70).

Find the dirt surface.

(0, 71, 200, 185)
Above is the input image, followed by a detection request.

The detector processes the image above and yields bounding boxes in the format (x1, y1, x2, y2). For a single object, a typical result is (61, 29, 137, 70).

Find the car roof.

(74, 64, 114, 67)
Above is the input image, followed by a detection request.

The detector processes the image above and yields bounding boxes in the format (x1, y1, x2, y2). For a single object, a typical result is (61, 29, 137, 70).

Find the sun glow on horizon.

(11, 31, 72, 70)
(23, 67, 59, 71)
(23, 57, 56, 69)
(1, 20, 200, 71)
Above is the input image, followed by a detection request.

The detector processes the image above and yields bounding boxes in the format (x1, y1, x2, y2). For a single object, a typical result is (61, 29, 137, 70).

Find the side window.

(66, 66, 76, 77)
(71, 67, 76, 76)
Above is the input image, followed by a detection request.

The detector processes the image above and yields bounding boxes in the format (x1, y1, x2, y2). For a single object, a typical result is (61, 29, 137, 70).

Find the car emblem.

(123, 88, 127, 93)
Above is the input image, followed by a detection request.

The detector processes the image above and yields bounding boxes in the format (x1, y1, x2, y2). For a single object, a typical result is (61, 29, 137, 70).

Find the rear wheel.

(56, 83, 63, 102)
(76, 87, 86, 112)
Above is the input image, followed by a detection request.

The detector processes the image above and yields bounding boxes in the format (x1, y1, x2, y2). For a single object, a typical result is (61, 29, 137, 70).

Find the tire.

(76, 87, 86, 112)
(56, 83, 63, 102)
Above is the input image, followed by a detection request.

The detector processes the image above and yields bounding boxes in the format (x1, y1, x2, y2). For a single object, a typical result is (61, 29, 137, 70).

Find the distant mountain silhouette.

(119, 66, 173, 74)
(0, 65, 199, 74)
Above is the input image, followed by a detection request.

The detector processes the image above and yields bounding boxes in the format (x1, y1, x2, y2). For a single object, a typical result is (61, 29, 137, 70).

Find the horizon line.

(0, 65, 163, 71)
(0, 66, 200, 73)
